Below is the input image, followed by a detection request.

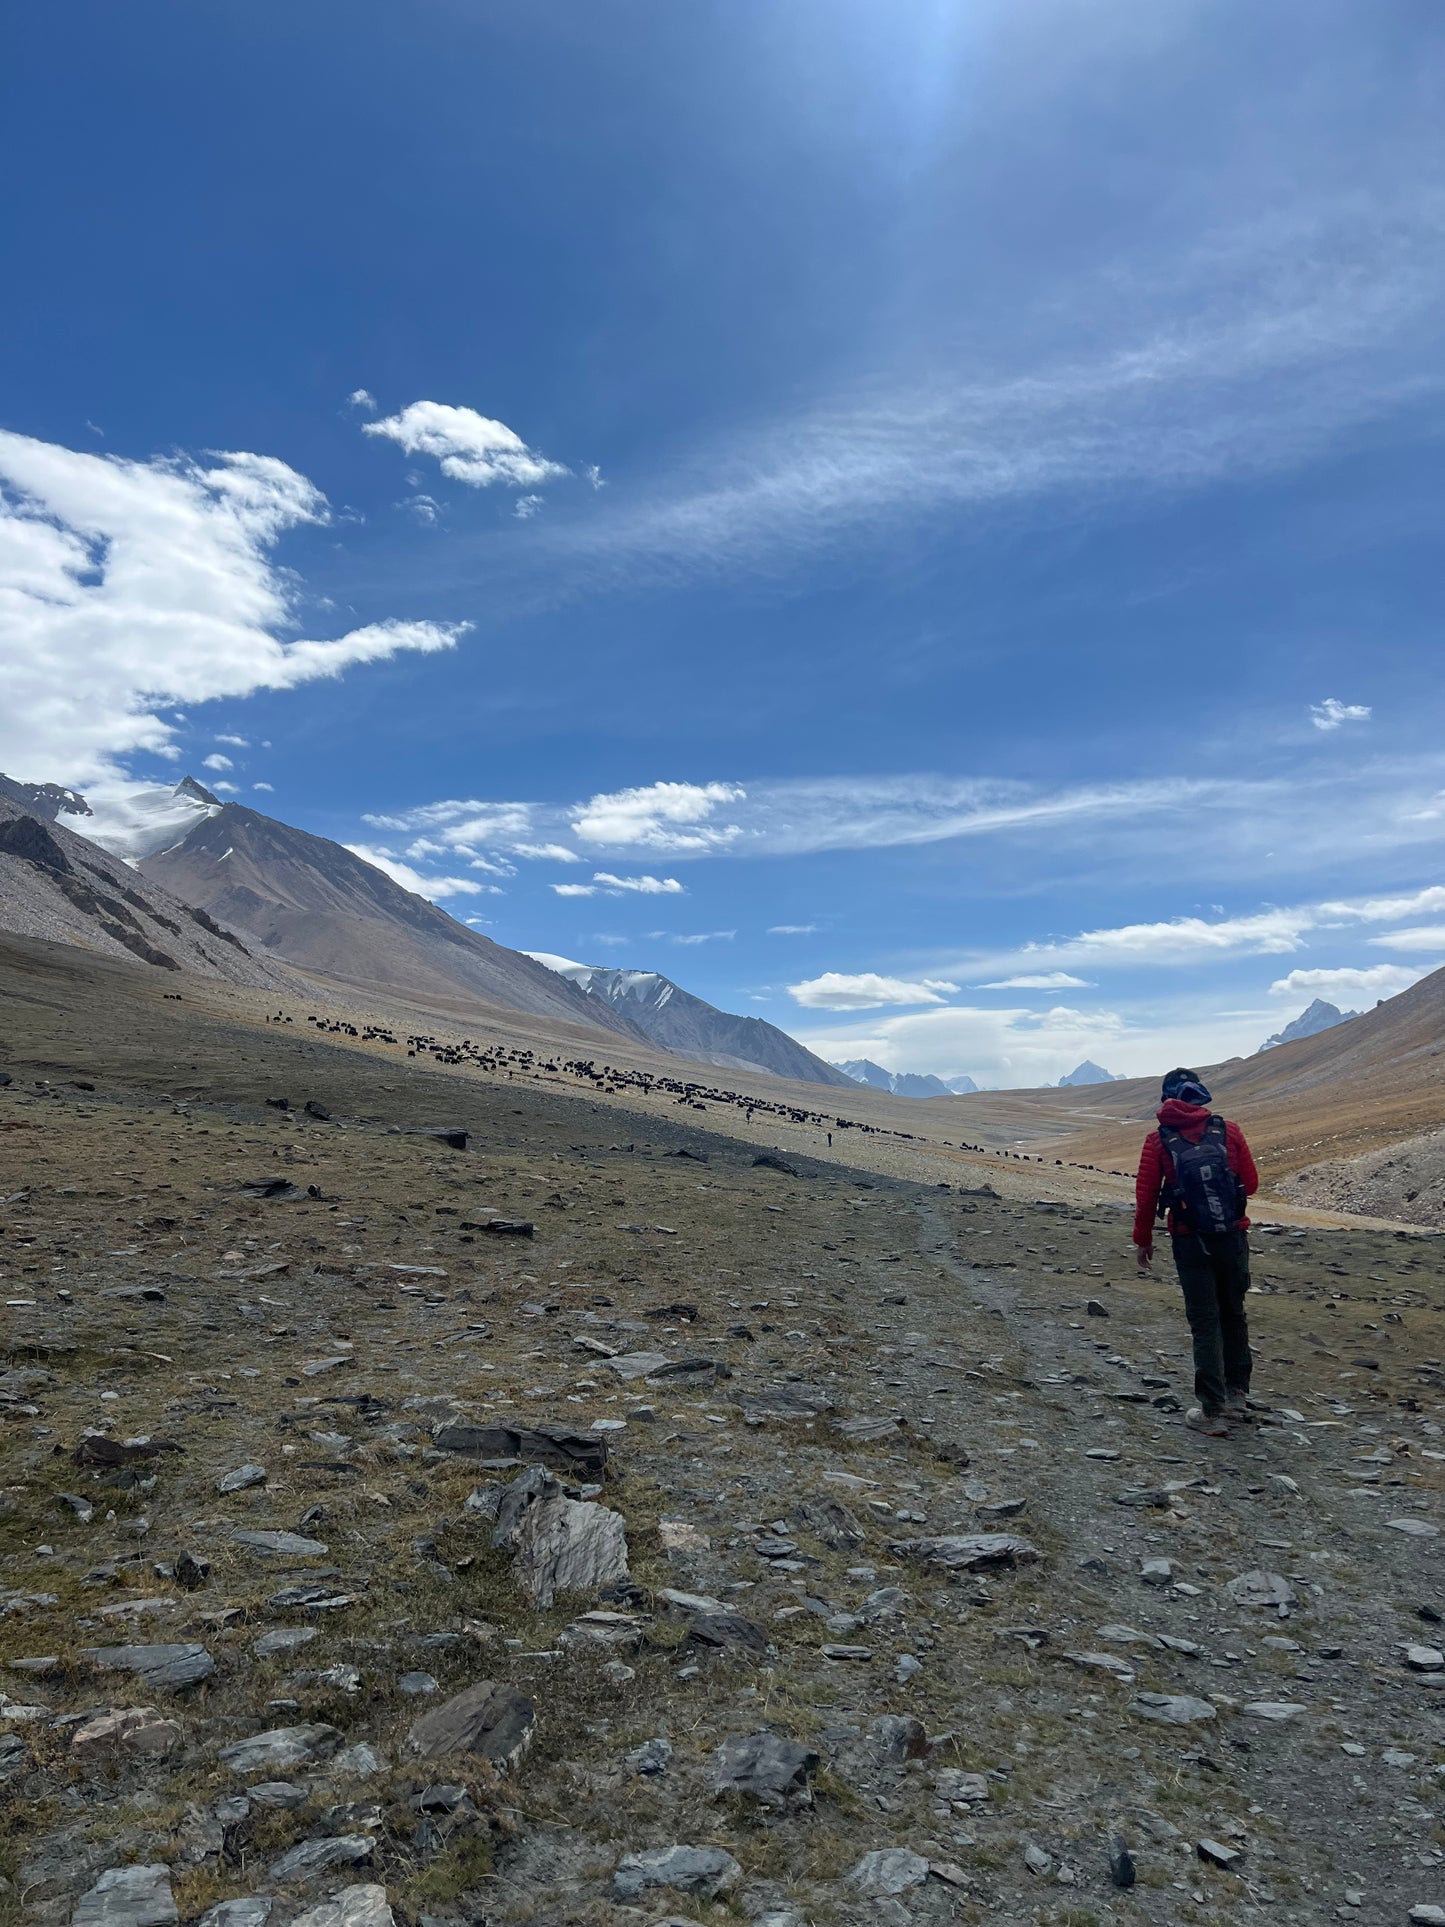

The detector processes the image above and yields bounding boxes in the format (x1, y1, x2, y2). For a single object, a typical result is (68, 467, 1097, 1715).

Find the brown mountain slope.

(0, 794, 297, 993)
(939, 963, 1445, 1182)
(138, 802, 645, 1040)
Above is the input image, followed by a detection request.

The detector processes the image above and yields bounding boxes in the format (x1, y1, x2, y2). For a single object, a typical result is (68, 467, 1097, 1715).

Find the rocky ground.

(1281, 1129, 1445, 1231)
(2, 954, 1444, 1927)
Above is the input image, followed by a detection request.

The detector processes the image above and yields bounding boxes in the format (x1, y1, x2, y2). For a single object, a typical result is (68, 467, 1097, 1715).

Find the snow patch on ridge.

(76, 776, 224, 865)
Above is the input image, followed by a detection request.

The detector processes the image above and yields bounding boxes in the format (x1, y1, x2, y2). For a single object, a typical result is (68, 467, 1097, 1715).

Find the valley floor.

(2, 942, 1443, 1927)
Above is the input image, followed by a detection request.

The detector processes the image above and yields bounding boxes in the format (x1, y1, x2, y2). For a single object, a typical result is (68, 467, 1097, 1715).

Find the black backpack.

(1157, 1114, 1245, 1236)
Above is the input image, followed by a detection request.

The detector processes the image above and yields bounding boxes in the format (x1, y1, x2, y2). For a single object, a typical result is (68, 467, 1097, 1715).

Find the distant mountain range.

(834, 1059, 980, 1098)
(1257, 998, 1360, 1053)
(1057, 1061, 1125, 1086)
(0, 772, 855, 1089)
(531, 957, 854, 1087)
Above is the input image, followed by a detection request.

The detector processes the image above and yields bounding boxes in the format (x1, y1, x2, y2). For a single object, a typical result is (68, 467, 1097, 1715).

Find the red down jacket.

(1133, 1098, 1259, 1247)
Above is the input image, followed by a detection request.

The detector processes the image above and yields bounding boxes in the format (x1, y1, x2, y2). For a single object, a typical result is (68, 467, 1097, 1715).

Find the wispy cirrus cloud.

(977, 972, 1093, 990)
(543, 189, 1445, 581)
(965, 885, 1445, 977)
(551, 872, 685, 899)
(1268, 963, 1427, 1002)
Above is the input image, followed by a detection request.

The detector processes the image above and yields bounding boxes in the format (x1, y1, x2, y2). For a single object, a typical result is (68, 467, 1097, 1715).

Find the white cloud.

(788, 972, 959, 1010)
(572, 780, 746, 851)
(513, 843, 581, 863)
(1268, 963, 1427, 1002)
(0, 429, 464, 785)
(1310, 697, 1372, 731)
(1367, 926, 1445, 951)
(402, 494, 441, 526)
(793, 1002, 1134, 1090)
(362, 401, 568, 491)
(977, 971, 1092, 989)
(252, 781, 273, 792)
(593, 872, 684, 895)
(202, 753, 234, 772)
(363, 799, 535, 839)
(212, 781, 239, 793)
(514, 494, 544, 520)
(789, 997, 1289, 1091)
(215, 734, 249, 747)
(673, 930, 736, 944)
(551, 871, 684, 898)
(768, 923, 817, 934)
(344, 843, 495, 902)
(347, 389, 378, 414)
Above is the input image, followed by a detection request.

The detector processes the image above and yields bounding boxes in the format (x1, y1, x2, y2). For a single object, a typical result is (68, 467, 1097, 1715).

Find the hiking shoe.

(1186, 1406, 1230, 1437)
(1226, 1392, 1254, 1422)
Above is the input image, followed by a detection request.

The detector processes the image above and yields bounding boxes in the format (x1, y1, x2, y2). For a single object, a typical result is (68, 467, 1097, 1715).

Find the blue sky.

(2, 0, 1444, 1086)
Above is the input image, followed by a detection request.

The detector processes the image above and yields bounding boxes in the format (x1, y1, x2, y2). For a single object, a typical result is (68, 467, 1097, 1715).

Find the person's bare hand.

(1133, 1241, 1153, 1270)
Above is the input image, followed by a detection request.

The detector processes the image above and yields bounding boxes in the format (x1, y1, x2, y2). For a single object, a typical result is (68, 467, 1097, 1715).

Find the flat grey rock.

(253, 1627, 317, 1658)
(197, 1903, 273, 1927)
(289, 1888, 396, 1927)
(709, 1731, 818, 1807)
(218, 1722, 342, 1774)
(72, 1865, 177, 1927)
(1224, 1569, 1295, 1610)
(71, 1705, 182, 1757)
(233, 1530, 329, 1557)
(1387, 1518, 1441, 1537)
(406, 1681, 536, 1769)
(886, 1532, 1040, 1572)
(1242, 1700, 1307, 1721)
(217, 1465, 267, 1494)
(602, 1351, 671, 1380)
(1130, 1693, 1216, 1725)
(247, 1781, 308, 1808)
(625, 1737, 672, 1777)
(612, 1845, 743, 1902)
(268, 1834, 374, 1882)
(846, 1848, 930, 1896)
(330, 1741, 388, 1775)
(83, 1643, 213, 1689)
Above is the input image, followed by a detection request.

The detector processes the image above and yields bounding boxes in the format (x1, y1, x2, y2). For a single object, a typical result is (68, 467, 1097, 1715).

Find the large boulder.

(491, 1465, 629, 1608)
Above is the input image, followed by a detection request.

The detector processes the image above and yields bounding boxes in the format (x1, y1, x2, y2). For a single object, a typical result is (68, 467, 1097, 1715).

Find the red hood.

(1157, 1098, 1212, 1140)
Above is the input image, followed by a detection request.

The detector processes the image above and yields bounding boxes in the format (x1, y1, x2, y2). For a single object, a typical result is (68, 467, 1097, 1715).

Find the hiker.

(1133, 1068, 1259, 1436)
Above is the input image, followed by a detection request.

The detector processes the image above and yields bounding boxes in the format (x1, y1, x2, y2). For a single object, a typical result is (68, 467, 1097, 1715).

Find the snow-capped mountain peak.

(527, 954, 854, 1088)
(73, 776, 224, 865)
